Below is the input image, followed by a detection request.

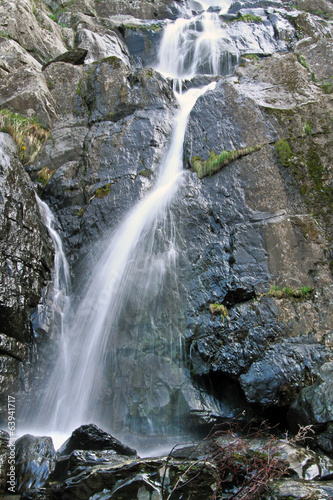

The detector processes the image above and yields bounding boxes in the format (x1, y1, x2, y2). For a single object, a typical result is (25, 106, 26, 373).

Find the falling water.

(156, 0, 238, 80)
(32, 84, 215, 439)
(35, 195, 71, 342)
(29, 0, 239, 447)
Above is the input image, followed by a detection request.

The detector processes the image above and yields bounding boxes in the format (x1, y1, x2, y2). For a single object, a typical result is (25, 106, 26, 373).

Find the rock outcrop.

(0, 133, 53, 423)
(0, 0, 332, 496)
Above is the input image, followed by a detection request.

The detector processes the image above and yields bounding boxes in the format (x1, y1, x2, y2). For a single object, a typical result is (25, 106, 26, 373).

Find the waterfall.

(35, 195, 71, 341)
(156, 0, 238, 80)
(29, 0, 239, 448)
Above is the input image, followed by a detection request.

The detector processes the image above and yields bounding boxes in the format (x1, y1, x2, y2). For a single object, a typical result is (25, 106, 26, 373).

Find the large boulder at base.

(15, 434, 56, 493)
(57, 424, 137, 457)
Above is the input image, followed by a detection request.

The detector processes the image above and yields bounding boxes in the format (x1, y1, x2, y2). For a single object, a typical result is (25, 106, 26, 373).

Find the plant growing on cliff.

(234, 13, 262, 23)
(95, 183, 111, 199)
(275, 139, 292, 167)
(0, 109, 49, 164)
(209, 303, 229, 321)
(191, 145, 263, 179)
(267, 285, 313, 299)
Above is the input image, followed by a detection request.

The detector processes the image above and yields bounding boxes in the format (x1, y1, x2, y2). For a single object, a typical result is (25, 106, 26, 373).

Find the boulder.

(288, 362, 333, 442)
(42, 48, 88, 70)
(15, 434, 56, 493)
(58, 424, 137, 457)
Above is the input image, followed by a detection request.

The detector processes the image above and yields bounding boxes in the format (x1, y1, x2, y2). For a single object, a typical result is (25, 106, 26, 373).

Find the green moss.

(297, 54, 310, 71)
(304, 122, 311, 135)
(322, 80, 333, 94)
(267, 285, 313, 299)
(234, 13, 262, 23)
(139, 169, 151, 178)
(48, 13, 58, 22)
(102, 56, 122, 69)
(191, 144, 263, 179)
(77, 207, 85, 217)
(95, 183, 111, 198)
(307, 150, 323, 189)
(275, 139, 292, 167)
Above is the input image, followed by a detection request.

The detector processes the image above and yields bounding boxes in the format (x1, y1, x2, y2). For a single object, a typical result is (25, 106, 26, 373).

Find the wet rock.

(0, 133, 53, 343)
(288, 362, 333, 439)
(58, 424, 137, 457)
(15, 434, 56, 492)
(239, 338, 331, 406)
(0, 132, 53, 422)
(264, 479, 333, 499)
(21, 454, 217, 500)
(0, 430, 9, 494)
(42, 48, 88, 71)
(183, 46, 333, 415)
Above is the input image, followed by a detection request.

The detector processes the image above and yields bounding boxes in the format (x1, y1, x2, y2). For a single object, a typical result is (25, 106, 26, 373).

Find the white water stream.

(29, 0, 236, 446)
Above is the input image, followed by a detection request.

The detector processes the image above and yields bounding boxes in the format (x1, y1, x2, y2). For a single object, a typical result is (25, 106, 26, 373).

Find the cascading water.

(35, 195, 71, 347)
(28, 0, 238, 449)
(156, 0, 238, 80)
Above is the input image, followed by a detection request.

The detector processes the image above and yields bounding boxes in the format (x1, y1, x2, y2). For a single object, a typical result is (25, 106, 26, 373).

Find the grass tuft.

(0, 109, 49, 164)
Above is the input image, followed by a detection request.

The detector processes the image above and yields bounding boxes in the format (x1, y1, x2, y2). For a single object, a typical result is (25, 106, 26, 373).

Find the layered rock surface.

(0, 0, 332, 496)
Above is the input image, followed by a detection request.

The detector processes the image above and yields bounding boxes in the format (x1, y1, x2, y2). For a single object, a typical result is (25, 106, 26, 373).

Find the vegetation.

(274, 139, 292, 167)
(322, 78, 333, 94)
(209, 303, 229, 320)
(297, 54, 310, 71)
(35, 166, 54, 186)
(234, 13, 262, 23)
(95, 183, 111, 198)
(0, 109, 49, 164)
(191, 145, 263, 179)
(161, 422, 290, 500)
(267, 285, 314, 299)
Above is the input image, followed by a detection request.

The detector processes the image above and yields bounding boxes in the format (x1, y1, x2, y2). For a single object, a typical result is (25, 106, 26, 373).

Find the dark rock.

(0, 133, 53, 343)
(0, 430, 9, 494)
(42, 48, 88, 71)
(288, 362, 333, 432)
(57, 424, 137, 457)
(317, 423, 333, 455)
(15, 434, 56, 492)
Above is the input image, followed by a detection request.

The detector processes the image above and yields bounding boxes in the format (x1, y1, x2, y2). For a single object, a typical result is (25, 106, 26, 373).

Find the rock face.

(0, 133, 53, 424)
(0, 0, 332, 497)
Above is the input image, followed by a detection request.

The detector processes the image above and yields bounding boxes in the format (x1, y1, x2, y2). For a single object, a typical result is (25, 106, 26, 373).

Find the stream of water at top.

(28, 0, 235, 449)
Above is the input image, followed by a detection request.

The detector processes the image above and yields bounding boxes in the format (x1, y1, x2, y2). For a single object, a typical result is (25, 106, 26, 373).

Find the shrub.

(0, 109, 49, 164)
